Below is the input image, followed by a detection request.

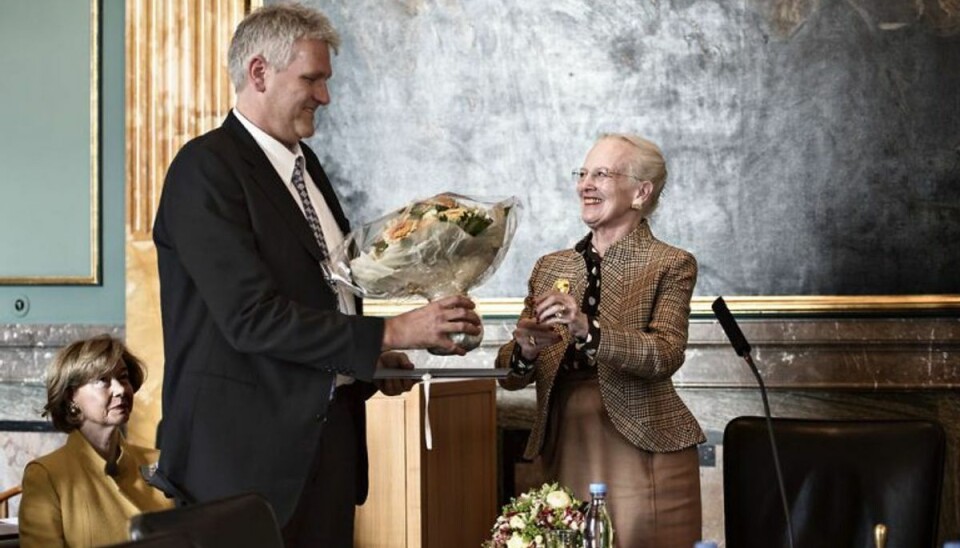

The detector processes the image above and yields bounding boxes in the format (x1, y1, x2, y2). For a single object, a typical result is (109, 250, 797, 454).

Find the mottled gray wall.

(294, 0, 960, 298)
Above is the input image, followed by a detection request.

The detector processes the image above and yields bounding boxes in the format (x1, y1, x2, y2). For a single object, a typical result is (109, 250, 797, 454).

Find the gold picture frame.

(0, 0, 100, 285)
(688, 295, 960, 315)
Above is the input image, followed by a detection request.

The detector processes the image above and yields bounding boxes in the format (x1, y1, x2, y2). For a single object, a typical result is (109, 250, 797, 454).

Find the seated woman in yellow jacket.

(19, 335, 172, 547)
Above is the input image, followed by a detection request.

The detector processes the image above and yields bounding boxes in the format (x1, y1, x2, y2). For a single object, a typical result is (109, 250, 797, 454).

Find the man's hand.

(374, 351, 417, 396)
(381, 295, 482, 355)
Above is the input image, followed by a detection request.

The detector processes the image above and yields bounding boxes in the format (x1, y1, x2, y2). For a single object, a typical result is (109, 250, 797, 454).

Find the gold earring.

(69, 402, 81, 416)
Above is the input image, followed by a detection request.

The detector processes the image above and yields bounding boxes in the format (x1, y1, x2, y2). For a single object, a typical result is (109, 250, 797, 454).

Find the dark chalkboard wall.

(296, 0, 960, 298)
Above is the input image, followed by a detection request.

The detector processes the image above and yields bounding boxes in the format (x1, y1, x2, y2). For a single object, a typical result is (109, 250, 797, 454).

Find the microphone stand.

(712, 297, 795, 548)
(741, 351, 795, 548)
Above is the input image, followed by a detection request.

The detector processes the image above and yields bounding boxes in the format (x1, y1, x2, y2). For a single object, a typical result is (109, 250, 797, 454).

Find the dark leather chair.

(105, 531, 195, 547)
(128, 493, 283, 548)
(723, 417, 945, 548)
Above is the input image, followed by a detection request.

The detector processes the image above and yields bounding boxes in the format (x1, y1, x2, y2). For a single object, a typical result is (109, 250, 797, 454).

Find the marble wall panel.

(0, 324, 124, 384)
(0, 430, 66, 517)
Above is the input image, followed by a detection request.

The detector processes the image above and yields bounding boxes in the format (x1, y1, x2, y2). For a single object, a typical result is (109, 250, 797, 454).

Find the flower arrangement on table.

(327, 193, 520, 351)
(484, 482, 586, 548)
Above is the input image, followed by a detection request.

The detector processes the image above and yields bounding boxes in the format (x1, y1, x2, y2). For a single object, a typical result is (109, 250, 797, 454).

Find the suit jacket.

(19, 431, 172, 548)
(498, 220, 705, 459)
(152, 112, 384, 525)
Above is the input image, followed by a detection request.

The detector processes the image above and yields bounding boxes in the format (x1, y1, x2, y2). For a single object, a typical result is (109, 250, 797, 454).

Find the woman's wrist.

(510, 343, 536, 374)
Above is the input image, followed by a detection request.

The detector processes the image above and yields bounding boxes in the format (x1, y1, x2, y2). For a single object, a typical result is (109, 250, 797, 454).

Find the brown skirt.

(541, 373, 702, 548)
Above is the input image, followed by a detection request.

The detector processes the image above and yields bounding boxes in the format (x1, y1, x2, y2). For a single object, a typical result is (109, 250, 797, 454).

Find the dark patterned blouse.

(511, 233, 603, 374)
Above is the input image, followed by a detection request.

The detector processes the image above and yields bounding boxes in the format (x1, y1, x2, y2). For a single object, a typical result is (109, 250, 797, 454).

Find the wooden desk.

(355, 379, 497, 548)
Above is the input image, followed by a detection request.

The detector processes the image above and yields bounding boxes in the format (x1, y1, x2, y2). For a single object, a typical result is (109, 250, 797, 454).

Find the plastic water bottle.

(582, 483, 613, 548)
(694, 542, 719, 548)
(943, 541, 960, 548)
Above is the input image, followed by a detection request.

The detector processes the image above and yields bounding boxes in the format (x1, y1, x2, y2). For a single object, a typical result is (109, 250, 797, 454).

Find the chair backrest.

(129, 493, 283, 548)
(723, 417, 945, 548)
(105, 531, 195, 547)
(0, 486, 21, 520)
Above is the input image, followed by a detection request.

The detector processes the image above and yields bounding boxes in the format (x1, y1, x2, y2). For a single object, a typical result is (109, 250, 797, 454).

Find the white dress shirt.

(234, 109, 356, 386)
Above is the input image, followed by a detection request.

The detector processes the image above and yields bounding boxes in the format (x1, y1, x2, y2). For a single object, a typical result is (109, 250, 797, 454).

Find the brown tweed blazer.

(498, 220, 705, 459)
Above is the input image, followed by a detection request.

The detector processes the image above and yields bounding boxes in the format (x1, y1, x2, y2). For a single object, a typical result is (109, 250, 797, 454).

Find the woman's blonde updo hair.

(42, 335, 145, 433)
(600, 133, 668, 217)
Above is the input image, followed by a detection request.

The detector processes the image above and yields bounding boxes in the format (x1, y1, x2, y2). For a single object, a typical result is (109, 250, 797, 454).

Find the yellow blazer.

(498, 220, 705, 459)
(19, 430, 173, 548)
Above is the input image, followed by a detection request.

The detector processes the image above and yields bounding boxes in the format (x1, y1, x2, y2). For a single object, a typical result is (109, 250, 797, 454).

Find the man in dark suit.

(151, 5, 481, 547)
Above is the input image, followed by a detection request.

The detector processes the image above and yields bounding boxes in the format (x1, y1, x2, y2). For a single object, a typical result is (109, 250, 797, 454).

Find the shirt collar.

(575, 233, 601, 263)
(66, 429, 132, 478)
(233, 108, 304, 183)
(578, 219, 652, 260)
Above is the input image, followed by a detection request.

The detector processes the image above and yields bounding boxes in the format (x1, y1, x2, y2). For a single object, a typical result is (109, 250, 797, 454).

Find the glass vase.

(546, 529, 580, 548)
(425, 292, 483, 355)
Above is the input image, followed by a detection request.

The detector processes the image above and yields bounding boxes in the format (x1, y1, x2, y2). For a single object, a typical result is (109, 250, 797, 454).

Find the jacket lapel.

(302, 145, 351, 235)
(222, 113, 325, 264)
(301, 144, 364, 312)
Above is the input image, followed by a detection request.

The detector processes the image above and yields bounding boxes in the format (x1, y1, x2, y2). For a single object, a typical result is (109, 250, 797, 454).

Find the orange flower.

(429, 194, 459, 208)
(384, 217, 419, 242)
(441, 207, 467, 221)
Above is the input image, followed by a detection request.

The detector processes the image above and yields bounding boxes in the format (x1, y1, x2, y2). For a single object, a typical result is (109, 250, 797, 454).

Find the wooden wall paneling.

(356, 380, 498, 547)
(125, 0, 258, 447)
(421, 380, 498, 548)
(355, 395, 409, 546)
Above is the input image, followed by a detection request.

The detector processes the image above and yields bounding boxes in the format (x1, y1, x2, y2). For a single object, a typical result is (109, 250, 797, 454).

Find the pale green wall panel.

(0, 0, 93, 277)
(0, 0, 125, 324)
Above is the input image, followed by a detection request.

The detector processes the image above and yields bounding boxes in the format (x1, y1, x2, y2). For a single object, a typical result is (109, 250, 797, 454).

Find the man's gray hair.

(228, 3, 341, 91)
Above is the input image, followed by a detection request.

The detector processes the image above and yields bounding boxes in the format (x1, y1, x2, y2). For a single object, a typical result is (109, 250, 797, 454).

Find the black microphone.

(712, 297, 795, 548)
(711, 297, 751, 357)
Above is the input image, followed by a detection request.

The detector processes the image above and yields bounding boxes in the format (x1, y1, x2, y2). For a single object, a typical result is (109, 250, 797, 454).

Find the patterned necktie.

(291, 156, 331, 261)
(291, 156, 348, 395)
(290, 156, 341, 306)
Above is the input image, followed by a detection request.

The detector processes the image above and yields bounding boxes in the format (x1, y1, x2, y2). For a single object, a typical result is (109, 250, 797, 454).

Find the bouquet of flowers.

(484, 483, 586, 548)
(327, 193, 520, 351)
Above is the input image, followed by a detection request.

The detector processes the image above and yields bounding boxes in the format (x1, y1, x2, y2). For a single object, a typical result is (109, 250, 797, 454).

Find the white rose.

(546, 490, 571, 509)
(506, 533, 528, 548)
(509, 515, 526, 530)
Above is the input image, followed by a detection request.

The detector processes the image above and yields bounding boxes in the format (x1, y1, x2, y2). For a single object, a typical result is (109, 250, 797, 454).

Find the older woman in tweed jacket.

(497, 134, 704, 548)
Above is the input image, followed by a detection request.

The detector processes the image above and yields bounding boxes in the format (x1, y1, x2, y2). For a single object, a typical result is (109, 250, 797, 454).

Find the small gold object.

(874, 523, 887, 548)
(527, 335, 536, 346)
(554, 278, 570, 294)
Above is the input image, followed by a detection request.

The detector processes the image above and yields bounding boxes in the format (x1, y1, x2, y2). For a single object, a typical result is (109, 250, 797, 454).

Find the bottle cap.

(694, 542, 719, 548)
(589, 483, 607, 495)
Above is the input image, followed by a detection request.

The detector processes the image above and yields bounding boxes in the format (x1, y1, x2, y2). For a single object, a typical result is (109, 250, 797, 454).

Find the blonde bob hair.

(42, 335, 145, 433)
